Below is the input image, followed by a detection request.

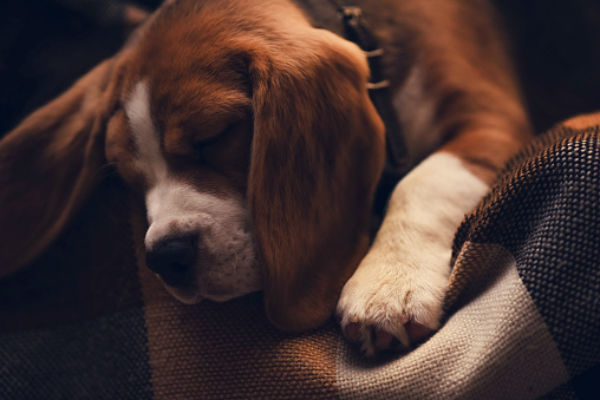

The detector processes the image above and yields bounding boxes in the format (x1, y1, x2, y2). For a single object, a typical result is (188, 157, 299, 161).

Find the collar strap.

(339, 7, 390, 91)
(335, 5, 409, 222)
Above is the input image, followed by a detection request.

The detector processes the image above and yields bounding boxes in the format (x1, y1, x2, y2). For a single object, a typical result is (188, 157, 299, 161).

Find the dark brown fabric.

(0, 176, 143, 333)
(2, 114, 600, 399)
(130, 205, 340, 400)
(0, 176, 153, 398)
(448, 116, 600, 398)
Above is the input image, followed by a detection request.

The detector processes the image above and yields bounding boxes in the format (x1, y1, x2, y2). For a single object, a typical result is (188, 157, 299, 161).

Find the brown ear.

(248, 30, 386, 331)
(0, 57, 122, 277)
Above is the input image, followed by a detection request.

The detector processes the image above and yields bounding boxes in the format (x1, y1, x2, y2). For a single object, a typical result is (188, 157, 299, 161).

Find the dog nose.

(145, 235, 197, 286)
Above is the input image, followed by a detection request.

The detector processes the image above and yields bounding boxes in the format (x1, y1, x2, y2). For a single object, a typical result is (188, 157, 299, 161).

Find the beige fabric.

(4, 119, 598, 399)
(336, 243, 570, 400)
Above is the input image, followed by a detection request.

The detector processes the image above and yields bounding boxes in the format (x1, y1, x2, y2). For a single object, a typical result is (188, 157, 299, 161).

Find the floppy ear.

(249, 30, 386, 331)
(0, 57, 122, 277)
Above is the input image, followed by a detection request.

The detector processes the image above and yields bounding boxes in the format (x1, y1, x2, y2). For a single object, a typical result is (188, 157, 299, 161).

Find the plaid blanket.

(1, 114, 599, 399)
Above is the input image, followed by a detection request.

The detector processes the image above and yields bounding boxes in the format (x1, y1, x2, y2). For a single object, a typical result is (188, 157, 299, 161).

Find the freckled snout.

(145, 235, 197, 287)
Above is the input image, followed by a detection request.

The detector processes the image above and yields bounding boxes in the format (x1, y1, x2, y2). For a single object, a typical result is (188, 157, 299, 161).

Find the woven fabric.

(337, 245, 570, 400)
(1, 114, 599, 399)
(0, 178, 153, 399)
(449, 121, 600, 399)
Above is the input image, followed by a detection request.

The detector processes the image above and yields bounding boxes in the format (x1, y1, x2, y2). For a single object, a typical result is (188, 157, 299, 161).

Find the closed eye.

(195, 120, 240, 148)
(193, 120, 248, 164)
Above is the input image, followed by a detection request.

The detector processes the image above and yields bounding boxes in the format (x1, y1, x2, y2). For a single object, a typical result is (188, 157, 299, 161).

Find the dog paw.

(336, 153, 488, 356)
(336, 257, 449, 356)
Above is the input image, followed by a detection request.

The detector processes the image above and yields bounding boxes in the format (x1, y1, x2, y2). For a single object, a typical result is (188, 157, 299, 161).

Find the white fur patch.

(393, 66, 440, 163)
(144, 179, 261, 303)
(124, 81, 168, 184)
(337, 151, 489, 355)
(124, 80, 261, 303)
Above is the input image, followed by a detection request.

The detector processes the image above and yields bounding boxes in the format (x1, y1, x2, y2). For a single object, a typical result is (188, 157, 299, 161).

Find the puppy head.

(109, 76, 259, 304)
(0, 0, 385, 331)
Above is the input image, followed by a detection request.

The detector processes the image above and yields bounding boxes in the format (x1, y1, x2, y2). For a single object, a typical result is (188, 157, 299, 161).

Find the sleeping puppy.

(0, 0, 532, 355)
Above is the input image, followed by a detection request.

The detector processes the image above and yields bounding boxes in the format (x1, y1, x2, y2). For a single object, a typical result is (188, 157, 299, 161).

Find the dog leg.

(337, 150, 489, 355)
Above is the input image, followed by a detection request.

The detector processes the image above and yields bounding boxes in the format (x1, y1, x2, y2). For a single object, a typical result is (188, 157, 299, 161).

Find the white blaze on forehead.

(124, 80, 167, 184)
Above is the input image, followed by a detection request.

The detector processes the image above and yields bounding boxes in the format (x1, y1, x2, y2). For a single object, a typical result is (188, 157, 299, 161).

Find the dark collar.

(331, 3, 409, 226)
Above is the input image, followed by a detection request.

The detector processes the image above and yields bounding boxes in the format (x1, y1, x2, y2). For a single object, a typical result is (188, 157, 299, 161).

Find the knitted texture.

(1, 115, 599, 399)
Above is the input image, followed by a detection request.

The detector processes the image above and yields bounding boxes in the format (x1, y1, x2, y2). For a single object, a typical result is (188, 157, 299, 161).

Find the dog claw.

(374, 329, 394, 350)
(344, 322, 363, 342)
(340, 318, 434, 356)
(406, 320, 433, 343)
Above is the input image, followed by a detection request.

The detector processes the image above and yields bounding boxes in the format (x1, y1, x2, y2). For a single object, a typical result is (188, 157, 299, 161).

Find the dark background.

(0, 0, 599, 136)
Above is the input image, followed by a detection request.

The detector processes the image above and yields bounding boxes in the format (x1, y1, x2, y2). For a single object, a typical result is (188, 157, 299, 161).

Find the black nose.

(145, 235, 197, 287)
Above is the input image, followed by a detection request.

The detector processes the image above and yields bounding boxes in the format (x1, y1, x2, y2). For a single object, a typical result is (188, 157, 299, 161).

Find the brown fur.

(0, 0, 531, 331)
(0, 0, 385, 332)
(562, 112, 600, 130)
(0, 58, 124, 275)
(297, 0, 532, 180)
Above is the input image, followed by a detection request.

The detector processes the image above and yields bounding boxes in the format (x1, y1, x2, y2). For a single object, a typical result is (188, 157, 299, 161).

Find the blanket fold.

(1, 115, 599, 399)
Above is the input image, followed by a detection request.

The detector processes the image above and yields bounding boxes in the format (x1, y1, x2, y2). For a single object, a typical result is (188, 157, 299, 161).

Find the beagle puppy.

(0, 0, 532, 355)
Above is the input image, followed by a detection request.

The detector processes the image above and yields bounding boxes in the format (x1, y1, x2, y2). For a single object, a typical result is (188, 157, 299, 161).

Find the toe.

(374, 328, 394, 350)
(405, 320, 433, 343)
(344, 322, 363, 342)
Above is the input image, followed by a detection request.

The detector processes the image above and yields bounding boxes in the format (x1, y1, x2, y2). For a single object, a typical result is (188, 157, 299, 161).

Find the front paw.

(336, 257, 449, 356)
(336, 153, 488, 356)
